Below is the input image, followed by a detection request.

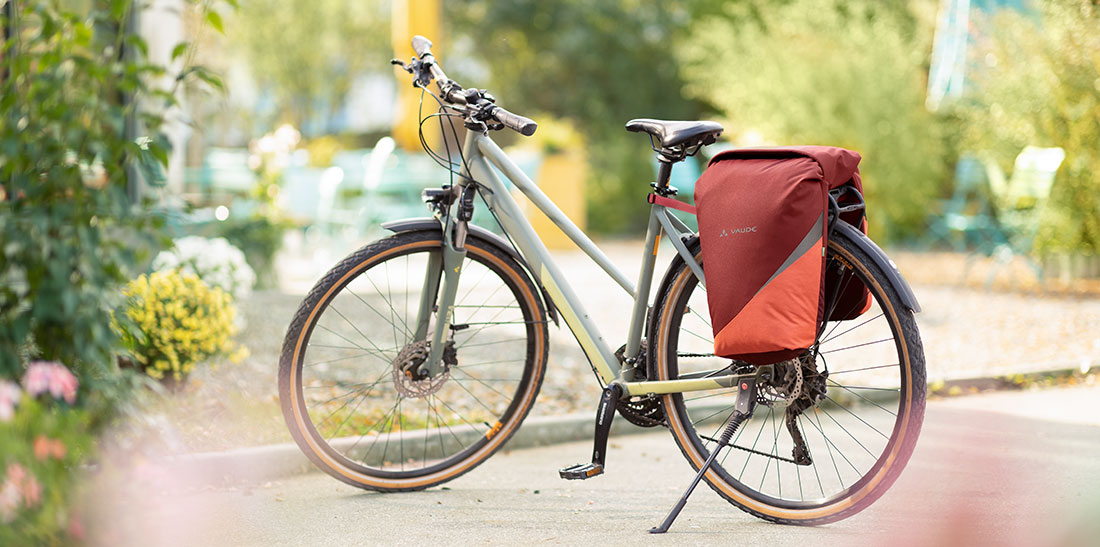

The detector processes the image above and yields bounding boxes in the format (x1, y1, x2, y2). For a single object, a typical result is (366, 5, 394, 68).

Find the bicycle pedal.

(558, 462, 603, 480)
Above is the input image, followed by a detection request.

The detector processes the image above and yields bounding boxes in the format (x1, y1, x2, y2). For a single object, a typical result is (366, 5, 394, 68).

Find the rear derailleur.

(761, 352, 829, 465)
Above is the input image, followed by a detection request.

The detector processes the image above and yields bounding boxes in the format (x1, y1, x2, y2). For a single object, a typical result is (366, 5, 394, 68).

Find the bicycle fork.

(414, 218, 468, 378)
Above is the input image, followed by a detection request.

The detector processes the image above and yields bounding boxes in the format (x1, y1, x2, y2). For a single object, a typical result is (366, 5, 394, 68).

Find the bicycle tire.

(648, 229, 926, 525)
(279, 229, 548, 491)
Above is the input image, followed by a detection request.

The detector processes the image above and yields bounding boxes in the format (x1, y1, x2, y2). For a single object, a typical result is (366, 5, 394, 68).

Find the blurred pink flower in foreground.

(0, 463, 42, 523)
(22, 361, 78, 404)
(0, 381, 20, 422)
(0, 477, 18, 523)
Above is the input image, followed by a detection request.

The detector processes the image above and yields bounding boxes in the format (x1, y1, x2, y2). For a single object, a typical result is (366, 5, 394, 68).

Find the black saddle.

(625, 119, 724, 150)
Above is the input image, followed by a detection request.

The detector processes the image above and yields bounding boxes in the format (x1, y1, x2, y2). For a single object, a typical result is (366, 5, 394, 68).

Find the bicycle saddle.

(625, 119, 724, 149)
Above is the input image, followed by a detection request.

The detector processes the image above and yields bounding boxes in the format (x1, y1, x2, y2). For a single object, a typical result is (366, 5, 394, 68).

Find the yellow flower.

(118, 270, 247, 382)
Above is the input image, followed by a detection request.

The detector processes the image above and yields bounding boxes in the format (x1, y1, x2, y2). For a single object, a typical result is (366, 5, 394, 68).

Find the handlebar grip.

(412, 35, 433, 58)
(491, 106, 538, 137)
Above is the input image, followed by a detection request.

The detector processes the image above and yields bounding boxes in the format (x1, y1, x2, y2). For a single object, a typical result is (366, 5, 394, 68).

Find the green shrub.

(677, 0, 951, 244)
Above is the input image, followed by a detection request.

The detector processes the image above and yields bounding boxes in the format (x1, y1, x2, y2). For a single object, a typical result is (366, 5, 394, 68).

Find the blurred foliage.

(303, 135, 344, 167)
(0, 1, 222, 542)
(956, 0, 1100, 255)
(0, 0, 173, 392)
(678, 0, 951, 243)
(227, 0, 390, 130)
(447, 1, 713, 234)
(212, 212, 296, 288)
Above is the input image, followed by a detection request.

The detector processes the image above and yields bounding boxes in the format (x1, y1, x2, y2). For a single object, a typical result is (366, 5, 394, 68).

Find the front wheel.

(649, 229, 926, 525)
(279, 229, 548, 491)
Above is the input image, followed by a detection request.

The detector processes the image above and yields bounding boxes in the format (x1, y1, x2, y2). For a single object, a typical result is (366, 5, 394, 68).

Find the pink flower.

(19, 473, 40, 507)
(0, 479, 18, 523)
(5, 463, 25, 485)
(0, 381, 19, 422)
(0, 463, 42, 519)
(22, 361, 78, 404)
(67, 510, 86, 541)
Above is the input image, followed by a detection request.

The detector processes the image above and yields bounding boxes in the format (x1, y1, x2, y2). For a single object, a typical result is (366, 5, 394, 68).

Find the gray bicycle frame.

(420, 129, 743, 397)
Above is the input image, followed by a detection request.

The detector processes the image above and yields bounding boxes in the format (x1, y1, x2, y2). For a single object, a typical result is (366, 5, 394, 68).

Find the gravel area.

(129, 239, 1100, 453)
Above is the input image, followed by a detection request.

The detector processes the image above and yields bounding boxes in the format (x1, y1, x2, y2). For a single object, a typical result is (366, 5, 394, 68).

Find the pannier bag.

(694, 146, 870, 365)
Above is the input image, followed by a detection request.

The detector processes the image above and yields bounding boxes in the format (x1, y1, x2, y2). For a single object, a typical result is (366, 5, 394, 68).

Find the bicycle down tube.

(422, 129, 749, 397)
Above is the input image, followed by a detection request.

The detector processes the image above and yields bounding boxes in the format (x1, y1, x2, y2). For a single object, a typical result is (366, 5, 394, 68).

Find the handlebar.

(405, 35, 537, 137)
(411, 35, 433, 58)
(489, 106, 538, 136)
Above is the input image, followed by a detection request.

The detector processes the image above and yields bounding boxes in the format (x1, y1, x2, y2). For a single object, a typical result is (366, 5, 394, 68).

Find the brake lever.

(390, 58, 432, 87)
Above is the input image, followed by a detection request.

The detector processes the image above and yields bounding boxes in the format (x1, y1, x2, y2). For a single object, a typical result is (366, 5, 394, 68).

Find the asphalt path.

(88, 384, 1100, 546)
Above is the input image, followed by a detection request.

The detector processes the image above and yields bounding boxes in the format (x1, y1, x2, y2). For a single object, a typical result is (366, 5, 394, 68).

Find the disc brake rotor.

(392, 340, 451, 398)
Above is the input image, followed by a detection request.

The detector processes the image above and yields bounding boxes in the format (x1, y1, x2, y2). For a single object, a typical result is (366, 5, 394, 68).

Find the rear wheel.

(279, 229, 548, 491)
(649, 230, 925, 524)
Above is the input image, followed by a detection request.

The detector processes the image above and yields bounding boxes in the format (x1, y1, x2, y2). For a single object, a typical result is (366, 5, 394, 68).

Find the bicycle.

(278, 36, 926, 532)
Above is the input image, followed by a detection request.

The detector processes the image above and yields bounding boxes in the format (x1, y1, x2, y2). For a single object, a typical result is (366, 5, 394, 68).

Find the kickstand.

(649, 376, 759, 534)
(559, 384, 622, 480)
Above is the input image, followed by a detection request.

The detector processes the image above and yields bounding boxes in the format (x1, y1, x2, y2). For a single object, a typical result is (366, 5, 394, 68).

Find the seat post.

(654, 157, 674, 194)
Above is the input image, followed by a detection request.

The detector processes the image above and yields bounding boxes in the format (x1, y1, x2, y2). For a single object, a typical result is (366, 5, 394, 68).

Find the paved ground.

(85, 384, 1100, 546)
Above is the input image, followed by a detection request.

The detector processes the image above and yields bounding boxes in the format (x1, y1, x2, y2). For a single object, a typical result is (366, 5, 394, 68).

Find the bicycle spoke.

(681, 327, 713, 345)
(305, 351, 387, 369)
(684, 391, 736, 403)
(451, 365, 510, 407)
(799, 413, 826, 498)
(738, 406, 772, 481)
(831, 384, 898, 392)
(827, 363, 898, 375)
(458, 359, 526, 368)
(821, 312, 884, 345)
(344, 283, 414, 342)
(823, 395, 890, 440)
(826, 379, 898, 417)
(819, 338, 893, 354)
(690, 404, 737, 428)
(817, 404, 877, 460)
(454, 338, 528, 349)
(809, 407, 854, 480)
(360, 271, 414, 342)
(348, 397, 403, 460)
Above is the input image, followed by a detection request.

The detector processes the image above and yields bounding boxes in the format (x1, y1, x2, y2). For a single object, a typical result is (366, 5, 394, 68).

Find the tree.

(677, 0, 949, 243)
(958, 0, 1100, 255)
(225, 0, 391, 132)
(447, 1, 713, 233)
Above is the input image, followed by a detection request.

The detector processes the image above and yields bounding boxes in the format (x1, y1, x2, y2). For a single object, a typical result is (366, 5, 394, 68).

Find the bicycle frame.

(419, 129, 747, 397)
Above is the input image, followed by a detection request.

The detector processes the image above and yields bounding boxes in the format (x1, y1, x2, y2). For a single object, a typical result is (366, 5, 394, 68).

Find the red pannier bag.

(694, 146, 870, 365)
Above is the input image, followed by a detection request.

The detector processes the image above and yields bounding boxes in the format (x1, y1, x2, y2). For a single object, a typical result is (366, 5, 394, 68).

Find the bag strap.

(648, 194, 697, 215)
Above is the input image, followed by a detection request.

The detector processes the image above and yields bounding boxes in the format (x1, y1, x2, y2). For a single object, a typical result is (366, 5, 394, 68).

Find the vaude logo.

(718, 226, 758, 237)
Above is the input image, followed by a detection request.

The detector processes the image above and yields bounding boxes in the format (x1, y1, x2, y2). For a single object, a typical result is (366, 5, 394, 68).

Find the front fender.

(381, 218, 560, 325)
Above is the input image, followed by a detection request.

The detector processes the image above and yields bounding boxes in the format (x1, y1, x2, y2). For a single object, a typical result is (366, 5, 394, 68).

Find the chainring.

(613, 342, 666, 427)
